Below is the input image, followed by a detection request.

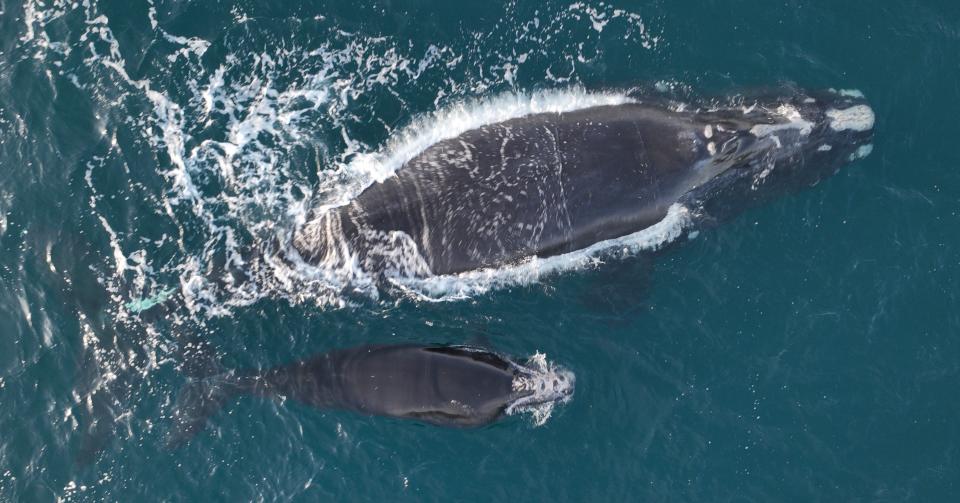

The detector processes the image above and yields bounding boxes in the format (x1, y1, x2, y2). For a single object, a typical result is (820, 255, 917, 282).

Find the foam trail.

(18, 0, 664, 316)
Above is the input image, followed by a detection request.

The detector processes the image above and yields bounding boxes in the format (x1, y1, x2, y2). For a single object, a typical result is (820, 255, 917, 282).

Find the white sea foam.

(393, 204, 692, 300)
(567, 3, 659, 48)
(20, 0, 664, 323)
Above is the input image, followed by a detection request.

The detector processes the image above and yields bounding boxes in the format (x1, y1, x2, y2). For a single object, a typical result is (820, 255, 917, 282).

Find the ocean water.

(1, 0, 959, 501)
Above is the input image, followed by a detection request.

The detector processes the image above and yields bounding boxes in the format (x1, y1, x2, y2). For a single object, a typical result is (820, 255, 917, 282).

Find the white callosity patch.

(749, 104, 814, 140)
(849, 144, 874, 161)
(826, 105, 875, 132)
(506, 352, 574, 427)
(817, 144, 833, 152)
(834, 88, 866, 98)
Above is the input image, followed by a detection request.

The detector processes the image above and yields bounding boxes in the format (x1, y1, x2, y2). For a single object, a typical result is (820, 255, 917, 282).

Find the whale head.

(504, 352, 575, 424)
(683, 88, 875, 215)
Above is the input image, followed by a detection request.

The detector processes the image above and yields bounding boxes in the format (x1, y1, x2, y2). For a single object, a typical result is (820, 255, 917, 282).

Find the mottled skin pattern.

(293, 91, 873, 276)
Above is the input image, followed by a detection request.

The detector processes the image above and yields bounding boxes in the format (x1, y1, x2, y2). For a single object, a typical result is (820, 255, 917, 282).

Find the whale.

(169, 344, 574, 445)
(292, 88, 875, 279)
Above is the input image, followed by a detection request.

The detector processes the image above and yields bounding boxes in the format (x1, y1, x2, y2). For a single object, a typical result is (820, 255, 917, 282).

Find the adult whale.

(292, 88, 874, 278)
(169, 344, 573, 445)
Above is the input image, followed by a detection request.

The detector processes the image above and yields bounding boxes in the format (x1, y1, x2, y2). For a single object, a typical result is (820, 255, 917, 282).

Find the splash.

(16, 0, 664, 316)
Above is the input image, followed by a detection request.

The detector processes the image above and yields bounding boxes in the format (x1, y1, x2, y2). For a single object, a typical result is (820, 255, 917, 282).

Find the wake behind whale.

(286, 87, 874, 300)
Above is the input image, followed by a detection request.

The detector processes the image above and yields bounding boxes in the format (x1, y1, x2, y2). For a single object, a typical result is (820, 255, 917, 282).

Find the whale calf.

(169, 344, 573, 444)
(292, 88, 874, 280)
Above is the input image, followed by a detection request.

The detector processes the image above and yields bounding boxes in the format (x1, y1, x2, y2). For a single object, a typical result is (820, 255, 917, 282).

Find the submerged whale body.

(293, 88, 874, 279)
(169, 345, 573, 445)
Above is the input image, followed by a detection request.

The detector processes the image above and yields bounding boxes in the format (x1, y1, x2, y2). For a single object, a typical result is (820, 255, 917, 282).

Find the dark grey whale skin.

(169, 345, 547, 446)
(293, 90, 874, 276)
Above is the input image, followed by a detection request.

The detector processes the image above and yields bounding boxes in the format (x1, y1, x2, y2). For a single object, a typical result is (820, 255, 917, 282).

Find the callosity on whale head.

(504, 352, 575, 424)
(681, 88, 875, 213)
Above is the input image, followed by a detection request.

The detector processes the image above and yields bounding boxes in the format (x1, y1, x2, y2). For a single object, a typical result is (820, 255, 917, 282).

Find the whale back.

(333, 103, 711, 275)
(267, 345, 518, 427)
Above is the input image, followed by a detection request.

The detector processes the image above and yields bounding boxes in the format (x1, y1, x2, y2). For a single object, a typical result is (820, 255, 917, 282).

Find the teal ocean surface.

(1, 1, 959, 501)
